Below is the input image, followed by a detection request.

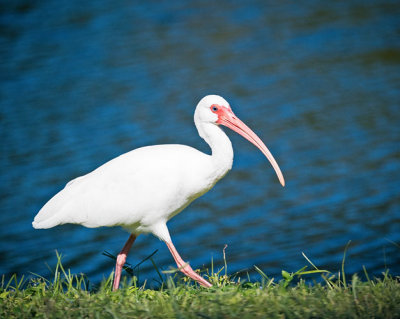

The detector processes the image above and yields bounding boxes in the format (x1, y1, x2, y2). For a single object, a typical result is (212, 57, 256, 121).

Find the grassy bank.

(1, 254, 399, 319)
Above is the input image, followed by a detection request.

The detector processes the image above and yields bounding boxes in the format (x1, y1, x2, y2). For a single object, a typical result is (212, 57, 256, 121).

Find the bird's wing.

(32, 151, 143, 229)
(32, 145, 213, 230)
(32, 173, 90, 229)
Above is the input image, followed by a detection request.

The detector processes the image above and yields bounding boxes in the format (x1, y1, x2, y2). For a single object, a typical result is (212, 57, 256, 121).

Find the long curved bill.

(217, 106, 285, 187)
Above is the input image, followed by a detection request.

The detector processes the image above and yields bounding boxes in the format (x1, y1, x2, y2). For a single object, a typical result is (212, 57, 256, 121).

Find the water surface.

(1, 0, 399, 286)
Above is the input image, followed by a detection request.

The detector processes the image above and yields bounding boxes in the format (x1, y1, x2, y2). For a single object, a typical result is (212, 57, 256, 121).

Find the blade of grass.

(342, 241, 351, 288)
(150, 257, 164, 285)
(223, 244, 228, 277)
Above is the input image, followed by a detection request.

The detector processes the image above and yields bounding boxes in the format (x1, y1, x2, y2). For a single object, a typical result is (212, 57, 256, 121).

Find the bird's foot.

(165, 240, 212, 288)
(180, 263, 212, 288)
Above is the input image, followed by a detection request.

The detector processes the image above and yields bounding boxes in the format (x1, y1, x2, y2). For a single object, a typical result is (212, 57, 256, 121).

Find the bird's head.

(195, 95, 285, 187)
(194, 95, 231, 124)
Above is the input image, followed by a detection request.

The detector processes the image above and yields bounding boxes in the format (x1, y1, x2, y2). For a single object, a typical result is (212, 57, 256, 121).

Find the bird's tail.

(32, 216, 61, 229)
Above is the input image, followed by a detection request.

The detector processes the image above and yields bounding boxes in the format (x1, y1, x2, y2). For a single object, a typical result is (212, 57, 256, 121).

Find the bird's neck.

(196, 122, 233, 178)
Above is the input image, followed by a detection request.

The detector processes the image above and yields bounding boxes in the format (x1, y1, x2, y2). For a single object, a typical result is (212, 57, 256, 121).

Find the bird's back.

(33, 144, 218, 231)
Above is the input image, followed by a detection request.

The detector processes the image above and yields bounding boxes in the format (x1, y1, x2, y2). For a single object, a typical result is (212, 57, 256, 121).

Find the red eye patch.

(210, 104, 227, 116)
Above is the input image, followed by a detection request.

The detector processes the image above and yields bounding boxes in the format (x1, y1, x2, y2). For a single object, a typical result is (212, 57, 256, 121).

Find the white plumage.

(34, 145, 222, 239)
(33, 95, 284, 289)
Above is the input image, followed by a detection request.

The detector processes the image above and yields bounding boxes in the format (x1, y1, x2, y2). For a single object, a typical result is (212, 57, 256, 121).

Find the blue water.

(1, 0, 399, 286)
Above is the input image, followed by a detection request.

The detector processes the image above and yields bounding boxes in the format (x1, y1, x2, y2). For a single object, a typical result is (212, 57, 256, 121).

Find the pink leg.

(165, 241, 212, 288)
(113, 234, 137, 291)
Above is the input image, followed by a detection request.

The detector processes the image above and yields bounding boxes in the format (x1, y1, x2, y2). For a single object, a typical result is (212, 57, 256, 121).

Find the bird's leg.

(113, 234, 137, 291)
(165, 240, 212, 288)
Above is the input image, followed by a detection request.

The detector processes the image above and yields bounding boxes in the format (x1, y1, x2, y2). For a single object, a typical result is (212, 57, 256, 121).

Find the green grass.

(1, 250, 399, 319)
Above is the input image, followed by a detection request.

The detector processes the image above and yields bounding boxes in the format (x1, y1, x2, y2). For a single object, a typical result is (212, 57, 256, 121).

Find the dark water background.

(1, 0, 399, 286)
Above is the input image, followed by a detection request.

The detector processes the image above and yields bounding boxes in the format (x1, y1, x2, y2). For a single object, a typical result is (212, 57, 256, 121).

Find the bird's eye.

(211, 106, 218, 112)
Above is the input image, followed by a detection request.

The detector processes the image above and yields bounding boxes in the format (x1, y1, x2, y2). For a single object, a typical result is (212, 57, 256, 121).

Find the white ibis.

(33, 95, 285, 290)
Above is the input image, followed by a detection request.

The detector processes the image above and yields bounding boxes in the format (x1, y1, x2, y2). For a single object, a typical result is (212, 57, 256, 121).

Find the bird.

(33, 95, 285, 290)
